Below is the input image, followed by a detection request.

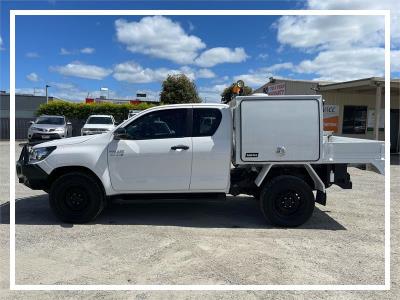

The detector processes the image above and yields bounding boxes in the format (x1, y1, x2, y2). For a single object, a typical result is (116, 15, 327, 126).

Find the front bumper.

(29, 132, 63, 141)
(16, 144, 49, 190)
(81, 130, 109, 136)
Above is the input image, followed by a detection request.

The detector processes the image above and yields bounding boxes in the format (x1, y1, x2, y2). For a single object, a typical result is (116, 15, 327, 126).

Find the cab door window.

(125, 109, 188, 140)
(192, 108, 222, 137)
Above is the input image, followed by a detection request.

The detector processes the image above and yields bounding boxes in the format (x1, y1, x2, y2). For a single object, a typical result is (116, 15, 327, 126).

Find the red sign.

(85, 98, 94, 103)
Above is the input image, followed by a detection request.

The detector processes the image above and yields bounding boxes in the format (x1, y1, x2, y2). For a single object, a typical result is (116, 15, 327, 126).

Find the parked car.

(28, 115, 72, 142)
(81, 115, 116, 136)
(128, 110, 141, 119)
(17, 95, 384, 226)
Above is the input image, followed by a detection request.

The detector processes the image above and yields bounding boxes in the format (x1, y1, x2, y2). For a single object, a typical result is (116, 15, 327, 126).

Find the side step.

(109, 193, 226, 202)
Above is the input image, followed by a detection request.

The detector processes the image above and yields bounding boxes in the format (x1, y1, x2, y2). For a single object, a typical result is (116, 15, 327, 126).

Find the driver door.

(107, 108, 192, 192)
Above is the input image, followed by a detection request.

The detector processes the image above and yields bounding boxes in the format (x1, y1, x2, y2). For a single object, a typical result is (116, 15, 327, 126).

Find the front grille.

(86, 128, 107, 132)
(31, 133, 61, 140)
(34, 128, 57, 132)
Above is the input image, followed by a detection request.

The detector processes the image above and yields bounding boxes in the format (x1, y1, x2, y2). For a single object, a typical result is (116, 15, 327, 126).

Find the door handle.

(171, 145, 189, 150)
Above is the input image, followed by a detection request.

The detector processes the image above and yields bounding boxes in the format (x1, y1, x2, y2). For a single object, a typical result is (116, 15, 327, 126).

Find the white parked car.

(28, 115, 72, 142)
(81, 115, 116, 136)
(17, 96, 384, 226)
(128, 110, 141, 119)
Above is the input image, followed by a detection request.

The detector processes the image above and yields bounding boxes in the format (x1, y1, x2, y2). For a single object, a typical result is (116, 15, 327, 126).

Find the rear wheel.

(260, 175, 315, 227)
(49, 172, 105, 223)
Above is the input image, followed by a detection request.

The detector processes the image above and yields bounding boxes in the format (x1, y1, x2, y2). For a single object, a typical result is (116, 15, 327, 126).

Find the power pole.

(45, 84, 51, 104)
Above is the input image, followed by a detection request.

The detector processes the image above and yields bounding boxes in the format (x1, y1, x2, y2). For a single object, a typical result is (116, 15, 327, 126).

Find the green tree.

(221, 83, 253, 103)
(160, 74, 201, 104)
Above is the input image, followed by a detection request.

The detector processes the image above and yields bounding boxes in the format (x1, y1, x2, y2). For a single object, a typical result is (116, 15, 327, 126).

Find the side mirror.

(113, 127, 127, 140)
(29, 121, 34, 125)
(67, 122, 72, 125)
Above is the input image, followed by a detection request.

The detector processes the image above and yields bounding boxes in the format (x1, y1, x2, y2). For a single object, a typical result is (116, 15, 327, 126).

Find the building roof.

(318, 77, 400, 91)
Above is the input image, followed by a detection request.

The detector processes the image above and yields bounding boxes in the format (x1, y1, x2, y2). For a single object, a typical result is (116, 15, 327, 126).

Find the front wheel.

(260, 175, 315, 227)
(49, 172, 105, 223)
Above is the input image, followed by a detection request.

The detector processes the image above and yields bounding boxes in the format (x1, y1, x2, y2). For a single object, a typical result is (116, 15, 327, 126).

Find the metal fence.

(0, 118, 87, 140)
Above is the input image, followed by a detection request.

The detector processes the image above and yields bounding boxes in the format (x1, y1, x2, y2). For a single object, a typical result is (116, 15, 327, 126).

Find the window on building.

(342, 106, 367, 134)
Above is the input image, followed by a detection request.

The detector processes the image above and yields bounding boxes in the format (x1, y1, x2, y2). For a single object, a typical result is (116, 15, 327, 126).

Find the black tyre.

(49, 172, 105, 223)
(260, 175, 315, 227)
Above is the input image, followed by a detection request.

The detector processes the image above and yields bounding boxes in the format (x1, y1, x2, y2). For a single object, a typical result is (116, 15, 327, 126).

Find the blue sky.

(0, 0, 399, 102)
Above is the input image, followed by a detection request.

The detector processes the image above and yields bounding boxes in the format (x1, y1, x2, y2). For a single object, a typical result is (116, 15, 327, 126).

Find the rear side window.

(193, 108, 222, 137)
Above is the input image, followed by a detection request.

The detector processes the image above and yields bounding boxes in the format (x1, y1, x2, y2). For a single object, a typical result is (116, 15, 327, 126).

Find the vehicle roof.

(88, 114, 113, 118)
(236, 95, 322, 101)
(38, 115, 65, 118)
(151, 103, 228, 109)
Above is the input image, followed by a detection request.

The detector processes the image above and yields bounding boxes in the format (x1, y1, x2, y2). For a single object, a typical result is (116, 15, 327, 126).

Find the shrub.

(36, 101, 157, 122)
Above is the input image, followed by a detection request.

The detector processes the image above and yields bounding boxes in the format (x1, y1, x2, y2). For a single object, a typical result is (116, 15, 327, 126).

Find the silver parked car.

(28, 115, 72, 142)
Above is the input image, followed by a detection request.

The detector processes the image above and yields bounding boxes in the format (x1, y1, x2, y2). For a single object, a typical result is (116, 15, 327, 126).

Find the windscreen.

(87, 117, 113, 124)
(36, 116, 65, 125)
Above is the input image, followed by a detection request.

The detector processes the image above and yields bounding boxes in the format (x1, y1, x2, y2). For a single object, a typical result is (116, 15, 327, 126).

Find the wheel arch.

(255, 164, 325, 193)
(48, 166, 106, 195)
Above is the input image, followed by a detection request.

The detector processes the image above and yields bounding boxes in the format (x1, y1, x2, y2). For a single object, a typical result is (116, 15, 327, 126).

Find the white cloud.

(26, 52, 39, 58)
(50, 82, 76, 90)
(16, 88, 45, 96)
(230, 63, 292, 88)
(60, 47, 95, 55)
(276, 15, 384, 51)
(212, 75, 230, 84)
(113, 61, 215, 83)
(263, 62, 294, 73)
(306, 0, 400, 46)
(60, 48, 72, 55)
(16, 82, 145, 102)
(50, 62, 112, 80)
(26, 72, 39, 82)
(80, 47, 95, 54)
(392, 50, 400, 72)
(49, 82, 117, 101)
(179, 66, 216, 80)
(296, 48, 385, 81)
(113, 61, 179, 83)
(196, 68, 216, 78)
(238, 47, 398, 84)
(199, 84, 229, 93)
(194, 47, 248, 67)
(198, 84, 230, 103)
(273, 0, 400, 81)
(257, 53, 269, 60)
(188, 21, 195, 32)
(115, 17, 206, 64)
(233, 71, 273, 88)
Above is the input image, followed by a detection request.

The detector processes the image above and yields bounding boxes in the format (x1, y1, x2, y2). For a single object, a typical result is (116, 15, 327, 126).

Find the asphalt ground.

(0, 141, 399, 299)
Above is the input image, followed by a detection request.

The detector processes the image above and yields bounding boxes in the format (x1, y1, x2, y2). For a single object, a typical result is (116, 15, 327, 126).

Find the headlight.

(29, 146, 56, 162)
(30, 126, 39, 131)
(54, 127, 65, 132)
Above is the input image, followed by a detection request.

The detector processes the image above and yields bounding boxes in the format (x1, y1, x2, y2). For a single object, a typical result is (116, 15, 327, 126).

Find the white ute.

(81, 114, 116, 135)
(16, 95, 385, 226)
